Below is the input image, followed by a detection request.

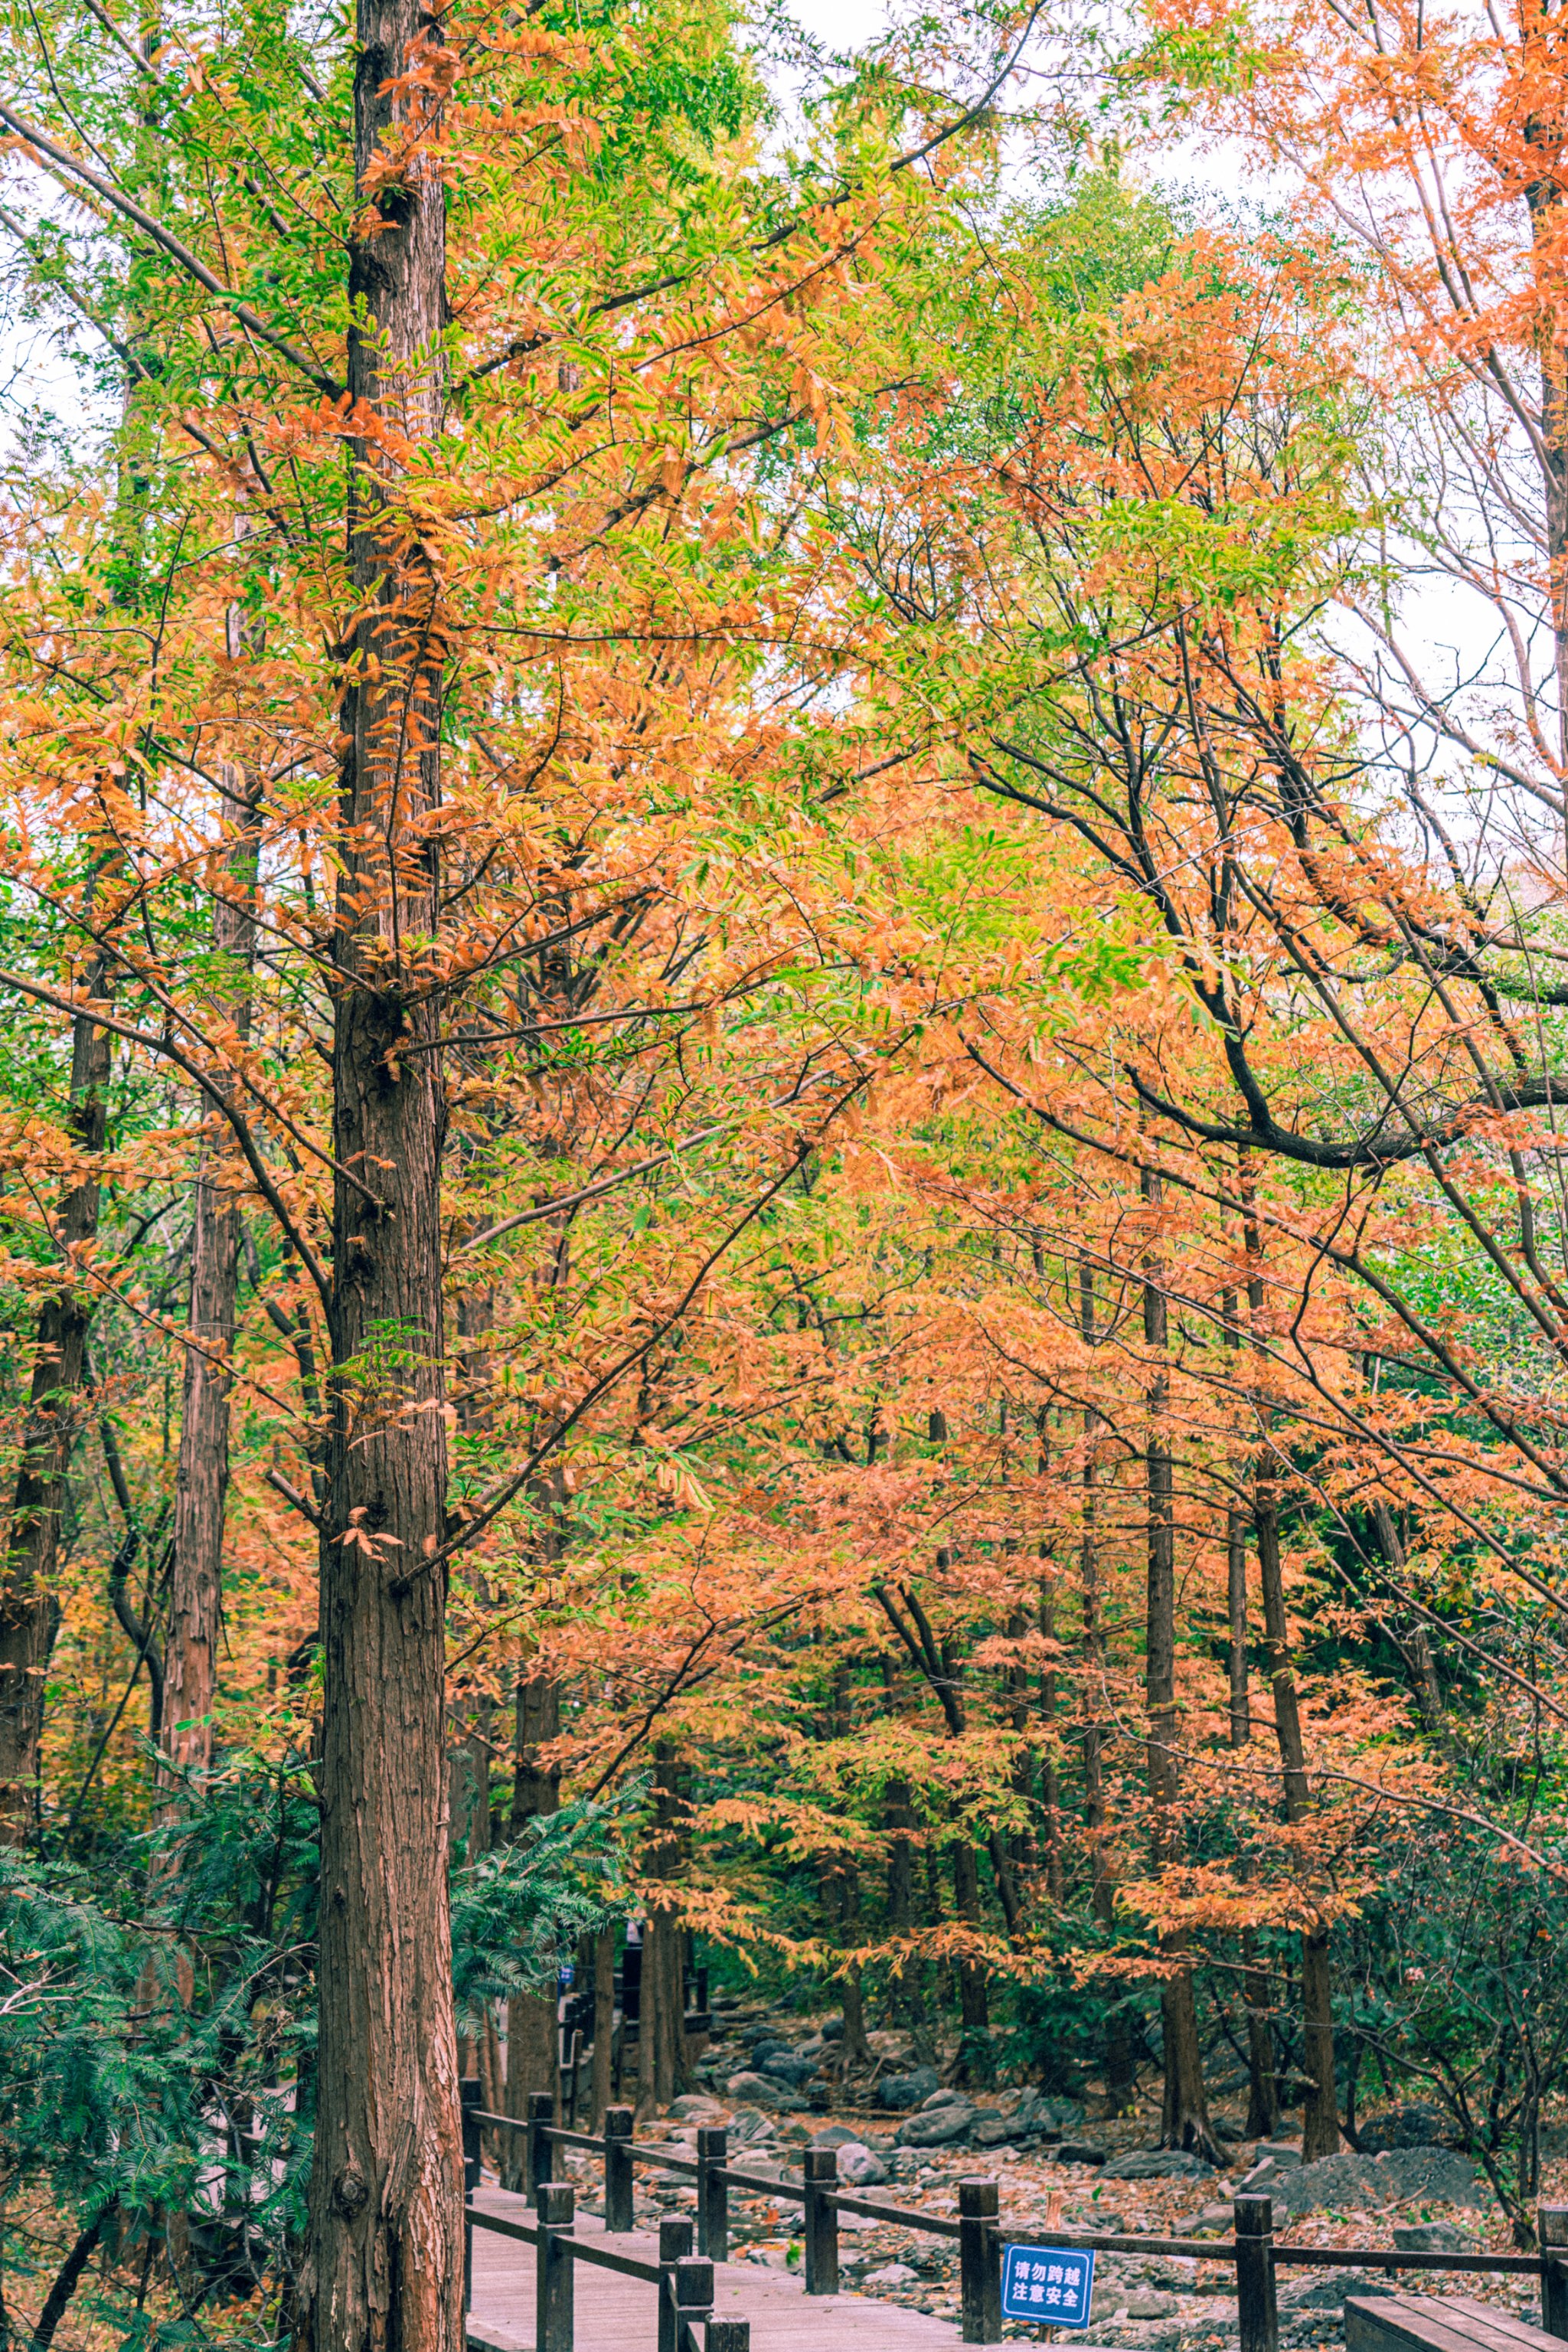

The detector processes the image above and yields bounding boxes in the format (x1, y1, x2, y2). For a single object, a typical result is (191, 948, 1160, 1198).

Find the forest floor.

(555, 2001, 1560, 2350)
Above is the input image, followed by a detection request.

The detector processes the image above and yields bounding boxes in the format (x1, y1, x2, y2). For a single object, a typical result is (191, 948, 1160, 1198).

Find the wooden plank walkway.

(466, 2184, 969, 2352)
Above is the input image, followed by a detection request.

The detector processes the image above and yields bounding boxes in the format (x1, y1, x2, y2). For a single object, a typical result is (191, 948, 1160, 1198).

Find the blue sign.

(1001, 2243, 1095, 2328)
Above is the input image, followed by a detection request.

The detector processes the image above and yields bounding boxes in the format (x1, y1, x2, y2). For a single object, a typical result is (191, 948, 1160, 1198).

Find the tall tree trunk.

(501, 1664, 562, 2185)
(952, 1838, 993, 2086)
(1080, 1259, 1135, 2113)
(0, 964, 111, 1843)
(1143, 1169, 1217, 2159)
(588, 1925, 616, 2127)
(165, 753, 260, 1784)
(299, 0, 462, 2330)
(1222, 1285, 1278, 2138)
(1245, 1181, 1338, 2164)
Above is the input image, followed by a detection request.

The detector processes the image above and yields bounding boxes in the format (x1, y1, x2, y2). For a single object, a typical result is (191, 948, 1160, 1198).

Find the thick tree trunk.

(0, 968, 111, 1842)
(1142, 1175, 1217, 2159)
(166, 758, 260, 1782)
(298, 0, 462, 2331)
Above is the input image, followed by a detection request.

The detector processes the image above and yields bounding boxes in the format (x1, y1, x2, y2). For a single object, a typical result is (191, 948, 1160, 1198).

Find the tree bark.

(1080, 1260, 1136, 2113)
(501, 1665, 561, 2185)
(1256, 1498, 1338, 2160)
(589, 1925, 616, 2127)
(166, 754, 260, 1783)
(298, 0, 462, 2328)
(1242, 1171, 1337, 2161)
(0, 965, 111, 1843)
(1142, 1171, 1217, 2159)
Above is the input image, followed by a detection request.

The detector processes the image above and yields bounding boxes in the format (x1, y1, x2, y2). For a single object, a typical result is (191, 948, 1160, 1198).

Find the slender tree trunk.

(1370, 1501, 1444, 1727)
(1243, 1168, 1337, 2161)
(1227, 1501, 1251, 1749)
(1255, 1496, 1338, 2158)
(0, 963, 111, 1842)
(1080, 1260, 1135, 2113)
(1143, 1171, 1217, 2158)
(299, 0, 462, 2330)
(501, 1665, 561, 2185)
(166, 754, 260, 1783)
(589, 1926, 616, 2127)
(952, 1838, 993, 2085)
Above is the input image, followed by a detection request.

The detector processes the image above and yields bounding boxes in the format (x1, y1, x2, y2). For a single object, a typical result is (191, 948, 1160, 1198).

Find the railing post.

(536, 2180, 575, 2352)
(707, 2326, 749, 2352)
(460, 2076, 482, 2313)
(658, 2218, 695, 2352)
(959, 2178, 1001, 2344)
(526, 2089, 555, 2197)
(1540, 2207, 1568, 2337)
(673, 2256, 714, 2352)
(1236, 2194, 1279, 2352)
(697, 2127, 729, 2262)
(604, 2103, 635, 2233)
(802, 2148, 839, 2295)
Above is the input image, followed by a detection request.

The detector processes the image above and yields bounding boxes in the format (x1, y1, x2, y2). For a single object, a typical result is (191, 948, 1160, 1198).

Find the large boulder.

(1011, 2089, 1088, 2134)
(1102, 2150, 1215, 2181)
(1272, 2149, 1479, 2219)
(894, 2100, 978, 2148)
(725, 2070, 806, 2111)
(837, 2141, 890, 2187)
(1282, 2270, 1397, 2312)
(669, 2094, 728, 2122)
(760, 2052, 820, 2087)
(920, 2087, 967, 2111)
(1357, 2105, 1453, 2154)
(880, 2066, 942, 2110)
(1057, 2139, 1109, 2166)
(1393, 2223, 1481, 2255)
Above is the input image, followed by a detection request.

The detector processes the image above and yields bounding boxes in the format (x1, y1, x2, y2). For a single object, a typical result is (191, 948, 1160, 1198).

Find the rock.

(811, 2125, 867, 2151)
(724, 2071, 805, 2111)
(1192, 2204, 1236, 2233)
(895, 2101, 978, 2148)
(921, 2087, 968, 2111)
(836, 2141, 890, 2187)
(881, 2066, 942, 2110)
(760, 2053, 820, 2087)
(972, 2115, 1014, 2147)
(748, 2037, 791, 2062)
(1281, 2270, 1396, 2311)
(1102, 2151, 1215, 2181)
(668, 2095, 727, 2121)
(1009, 2088, 1087, 2137)
(1357, 2105, 1452, 2154)
(1256, 2141, 1303, 2168)
(821, 2017, 844, 2042)
(1057, 2139, 1109, 2166)
(1393, 2223, 1481, 2254)
(1125, 2293, 1178, 2318)
(863, 2264, 920, 2290)
(1272, 2149, 1479, 2218)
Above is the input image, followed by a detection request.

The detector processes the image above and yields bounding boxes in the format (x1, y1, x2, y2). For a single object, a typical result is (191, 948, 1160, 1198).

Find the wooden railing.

(460, 2085, 1568, 2352)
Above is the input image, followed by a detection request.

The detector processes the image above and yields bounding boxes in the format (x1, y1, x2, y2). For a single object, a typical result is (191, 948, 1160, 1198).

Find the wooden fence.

(461, 2084, 1568, 2352)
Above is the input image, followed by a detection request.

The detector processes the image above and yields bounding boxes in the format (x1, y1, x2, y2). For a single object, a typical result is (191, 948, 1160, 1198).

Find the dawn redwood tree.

(299, 0, 465, 2331)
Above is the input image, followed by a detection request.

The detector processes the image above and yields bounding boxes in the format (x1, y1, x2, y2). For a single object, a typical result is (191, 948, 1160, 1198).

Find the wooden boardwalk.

(466, 2184, 969, 2352)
